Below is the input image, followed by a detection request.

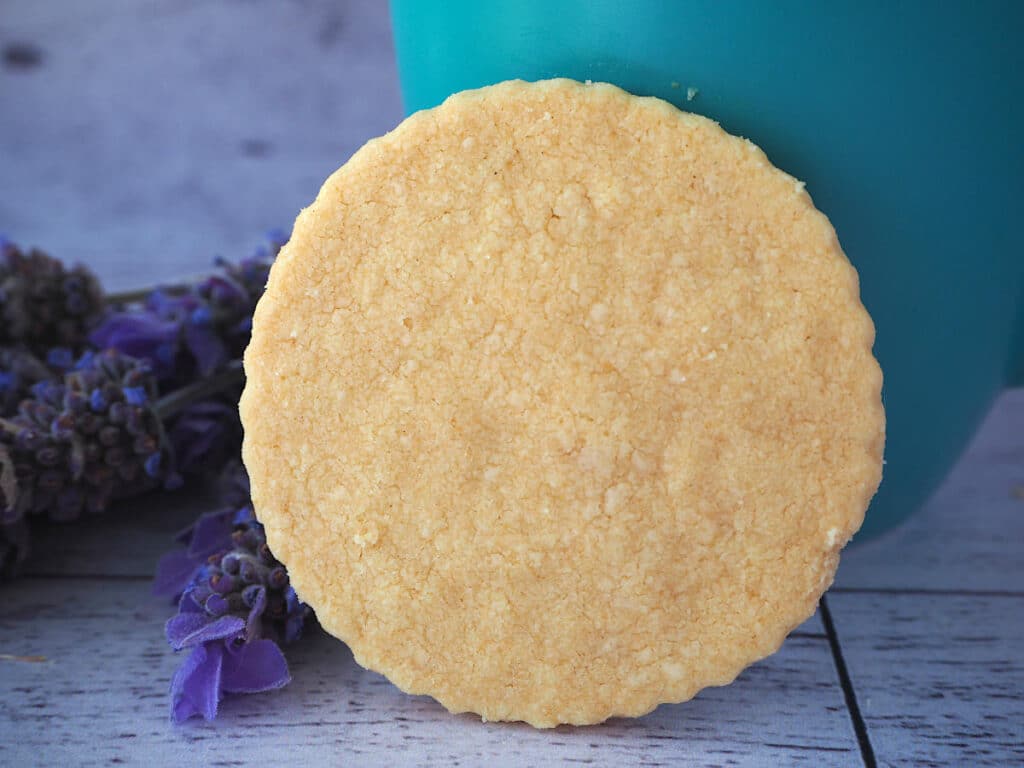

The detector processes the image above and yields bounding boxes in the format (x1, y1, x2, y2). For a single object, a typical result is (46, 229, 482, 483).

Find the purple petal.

(46, 347, 76, 372)
(153, 550, 200, 600)
(177, 588, 203, 614)
(186, 509, 235, 559)
(232, 506, 256, 527)
(166, 612, 210, 648)
(122, 386, 147, 405)
(170, 642, 224, 723)
(167, 614, 244, 650)
(89, 312, 181, 378)
(220, 638, 290, 694)
(205, 275, 247, 305)
(147, 289, 198, 318)
(184, 323, 227, 376)
(169, 402, 239, 474)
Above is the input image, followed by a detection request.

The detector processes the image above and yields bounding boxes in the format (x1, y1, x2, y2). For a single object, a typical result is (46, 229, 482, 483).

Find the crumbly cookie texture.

(240, 78, 884, 728)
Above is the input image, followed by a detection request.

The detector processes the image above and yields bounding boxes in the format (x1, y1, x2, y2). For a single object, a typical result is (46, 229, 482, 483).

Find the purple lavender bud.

(190, 306, 213, 326)
(123, 406, 145, 436)
(107, 401, 126, 425)
(243, 528, 263, 551)
(122, 367, 147, 387)
(268, 566, 288, 589)
(204, 593, 230, 616)
(258, 542, 274, 564)
(206, 276, 246, 305)
(89, 388, 107, 412)
(97, 425, 121, 447)
(14, 428, 41, 452)
(210, 572, 236, 595)
(31, 380, 63, 405)
(76, 413, 99, 435)
(241, 583, 264, 608)
(103, 446, 126, 467)
(34, 445, 61, 467)
(238, 559, 258, 585)
(232, 505, 255, 527)
(132, 434, 157, 455)
(143, 452, 162, 478)
(64, 390, 88, 413)
(122, 386, 147, 406)
(50, 413, 75, 441)
(221, 553, 241, 575)
(65, 292, 87, 314)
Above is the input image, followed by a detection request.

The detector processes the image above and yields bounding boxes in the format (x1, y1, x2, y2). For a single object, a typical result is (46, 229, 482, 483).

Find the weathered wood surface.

(826, 388, 1024, 767)
(0, 579, 853, 767)
(2, 391, 1020, 766)
(837, 388, 1024, 593)
(0, 0, 403, 290)
(828, 592, 1024, 768)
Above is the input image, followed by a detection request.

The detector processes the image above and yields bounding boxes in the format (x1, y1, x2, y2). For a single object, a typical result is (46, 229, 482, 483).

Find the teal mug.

(390, 1, 1024, 538)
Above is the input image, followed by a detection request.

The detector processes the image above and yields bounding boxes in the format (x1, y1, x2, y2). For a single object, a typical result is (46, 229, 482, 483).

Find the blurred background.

(1, 0, 401, 289)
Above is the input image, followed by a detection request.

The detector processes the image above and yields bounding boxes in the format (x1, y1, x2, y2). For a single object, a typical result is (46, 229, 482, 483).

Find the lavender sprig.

(0, 241, 104, 354)
(0, 347, 51, 416)
(92, 230, 286, 383)
(0, 352, 245, 574)
(0, 348, 178, 524)
(156, 463, 311, 722)
(1, 233, 305, 721)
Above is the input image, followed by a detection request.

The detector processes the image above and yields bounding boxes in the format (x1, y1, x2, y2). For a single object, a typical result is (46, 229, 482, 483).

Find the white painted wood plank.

(0, 579, 854, 767)
(828, 591, 1024, 767)
(0, 0, 403, 290)
(837, 388, 1024, 592)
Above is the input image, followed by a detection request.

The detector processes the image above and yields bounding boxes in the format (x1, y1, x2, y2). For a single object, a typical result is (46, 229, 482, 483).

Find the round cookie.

(240, 79, 884, 728)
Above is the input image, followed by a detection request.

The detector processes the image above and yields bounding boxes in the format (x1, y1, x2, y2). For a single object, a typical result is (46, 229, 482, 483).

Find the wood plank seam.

(831, 587, 1024, 598)
(820, 594, 878, 768)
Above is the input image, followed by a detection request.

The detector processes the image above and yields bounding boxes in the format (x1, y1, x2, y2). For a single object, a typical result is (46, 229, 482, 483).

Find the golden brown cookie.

(240, 79, 884, 728)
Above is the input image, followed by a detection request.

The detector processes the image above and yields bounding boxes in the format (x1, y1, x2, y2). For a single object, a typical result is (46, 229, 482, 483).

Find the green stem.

(106, 270, 213, 305)
(154, 360, 244, 421)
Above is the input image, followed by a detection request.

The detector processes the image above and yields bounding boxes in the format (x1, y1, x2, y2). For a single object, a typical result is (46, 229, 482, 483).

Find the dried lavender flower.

(159, 461, 310, 722)
(162, 505, 310, 721)
(0, 347, 51, 416)
(91, 231, 286, 383)
(0, 242, 104, 354)
(0, 348, 177, 523)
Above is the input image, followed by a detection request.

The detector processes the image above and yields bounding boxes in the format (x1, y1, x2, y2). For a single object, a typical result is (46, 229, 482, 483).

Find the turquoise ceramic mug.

(390, 0, 1023, 538)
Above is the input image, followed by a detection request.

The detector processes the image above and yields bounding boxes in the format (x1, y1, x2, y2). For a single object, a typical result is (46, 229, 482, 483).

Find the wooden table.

(2, 2, 1022, 765)
(2, 390, 1020, 767)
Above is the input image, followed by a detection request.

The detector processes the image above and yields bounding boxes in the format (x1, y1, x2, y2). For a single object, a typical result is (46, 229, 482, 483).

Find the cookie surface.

(240, 79, 884, 728)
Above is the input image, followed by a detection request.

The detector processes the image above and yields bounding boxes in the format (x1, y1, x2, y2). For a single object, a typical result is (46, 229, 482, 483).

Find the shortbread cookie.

(240, 79, 884, 728)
